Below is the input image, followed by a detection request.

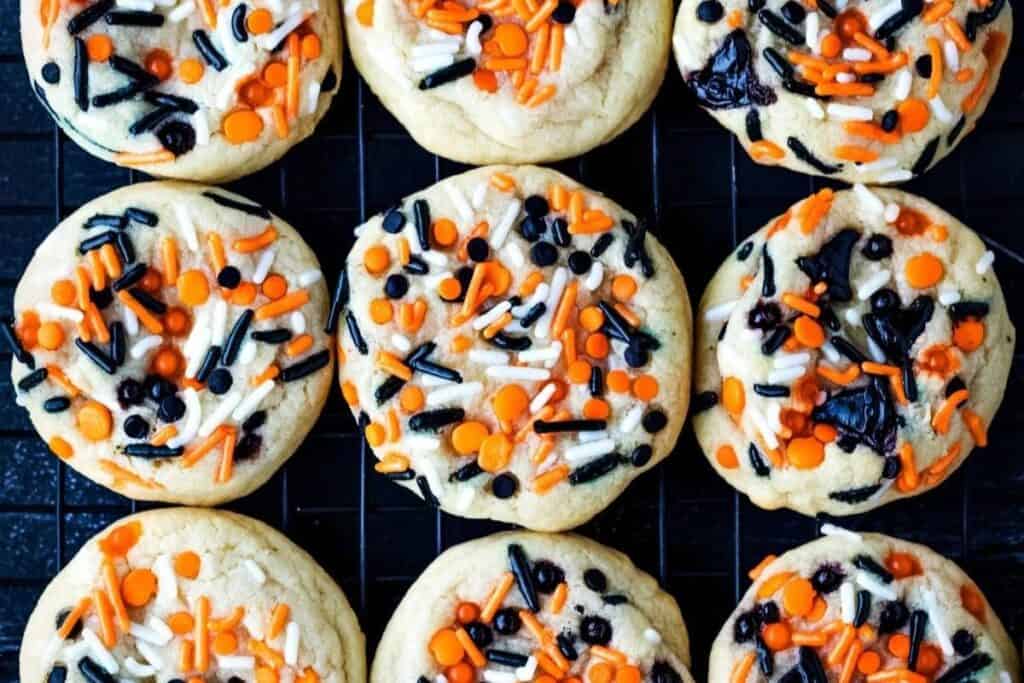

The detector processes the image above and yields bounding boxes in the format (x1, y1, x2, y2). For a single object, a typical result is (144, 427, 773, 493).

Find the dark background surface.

(2, 3, 1024, 680)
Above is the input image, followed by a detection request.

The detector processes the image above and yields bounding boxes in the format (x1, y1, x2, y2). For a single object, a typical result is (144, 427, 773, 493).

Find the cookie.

(19, 508, 366, 683)
(7, 182, 334, 505)
(693, 186, 1014, 516)
(21, 0, 342, 183)
(336, 165, 692, 531)
(372, 530, 695, 683)
(709, 529, 1021, 683)
(673, 0, 1012, 183)
(344, 0, 671, 164)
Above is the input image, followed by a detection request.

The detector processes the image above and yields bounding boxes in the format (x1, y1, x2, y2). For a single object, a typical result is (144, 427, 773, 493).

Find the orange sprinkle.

(233, 226, 278, 253)
(255, 289, 310, 320)
(480, 572, 515, 623)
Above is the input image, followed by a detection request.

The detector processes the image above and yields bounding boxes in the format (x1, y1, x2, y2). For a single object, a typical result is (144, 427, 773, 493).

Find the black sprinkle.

(419, 58, 475, 89)
(78, 230, 116, 254)
(853, 590, 872, 627)
(85, 214, 128, 230)
(758, 9, 805, 44)
(853, 554, 894, 583)
(935, 653, 993, 683)
(487, 650, 529, 667)
(231, 4, 248, 41)
(692, 390, 718, 413)
(874, 0, 924, 41)
(222, 309, 253, 362)
(947, 116, 967, 145)
(92, 80, 155, 108)
(73, 38, 89, 111)
(761, 244, 776, 297)
(110, 321, 125, 365)
(325, 268, 349, 334)
(589, 366, 604, 397)
(908, 610, 928, 671)
(911, 137, 940, 175)
(129, 106, 176, 135)
(881, 109, 900, 132)
(415, 475, 440, 506)
(450, 461, 484, 482)
(753, 383, 790, 398)
(251, 329, 292, 344)
(195, 345, 221, 383)
(788, 137, 843, 174)
(385, 470, 416, 481)
(488, 332, 532, 351)
(123, 443, 184, 458)
(125, 207, 158, 225)
(111, 263, 147, 291)
(18, 368, 48, 392)
(409, 358, 462, 383)
(817, 0, 837, 17)
(78, 657, 115, 683)
(831, 336, 867, 363)
(569, 453, 619, 485)
(519, 302, 546, 328)
(763, 46, 795, 79)
(409, 408, 465, 431)
(745, 109, 763, 142)
(67, 0, 114, 33)
(965, 0, 1005, 39)
(44, 397, 71, 413)
(280, 350, 330, 382)
(413, 199, 431, 251)
(75, 338, 116, 374)
(345, 311, 368, 355)
(128, 287, 166, 314)
(193, 30, 228, 70)
(829, 484, 882, 503)
(2, 318, 36, 368)
(105, 9, 163, 25)
(590, 233, 614, 257)
(749, 443, 770, 476)
(508, 544, 541, 612)
(534, 419, 607, 433)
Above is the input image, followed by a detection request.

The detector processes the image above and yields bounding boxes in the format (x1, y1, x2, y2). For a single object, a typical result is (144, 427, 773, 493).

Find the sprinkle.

(767, 365, 806, 385)
(82, 629, 119, 674)
(486, 366, 550, 381)
(855, 571, 898, 600)
(529, 383, 557, 414)
(583, 261, 604, 291)
(892, 68, 912, 100)
(857, 270, 891, 300)
(826, 103, 873, 121)
(425, 381, 483, 406)
(129, 335, 163, 359)
(804, 99, 826, 120)
(192, 29, 228, 71)
(853, 184, 885, 215)
(168, 388, 201, 449)
(704, 299, 738, 321)
(256, 9, 306, 50)
(517, 343, 561, 364)
(840, 582, 856, 623)
(534, 267, 567, 339)
(217, 656, 256, 670)
(198, 392, 242, 437)
(883, 203, 901, 223)
(821, 523, 862, 542)
(490, 200, 522, 249)
(173, 204, 199, 251)
(168, 0, 194, 21)
(929, 96, 954, 123)
(644, 628, 663, 644)
(473, 301, 512, 330)
(281, 349, 330, 381)
(244, 559, 266, 584)
(938, 285, 961, 305)
(252, 250, 275, 286)
(297, 269, 322, 287)
(284, 622, 300, 666)
(975, 250, 994, 274)
(748, 406, 780, 450)
(37, 302, 84, 323)
(921, 588, 955, 656)
(618, 404, 644, 434)
(944, 39, 960, 72)
(773, 351, 811, 369)
(469, 349, 510, 364)
(562, 438, 616, 465)
(222, 309, 254, 365)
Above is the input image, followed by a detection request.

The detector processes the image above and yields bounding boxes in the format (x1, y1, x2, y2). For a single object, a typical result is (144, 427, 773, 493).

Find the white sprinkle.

(859, 156, 900, 173)
(922, 588, 955, 655)
(284, 622, 300, 666)
(211, 299, 228, 346)
(578, 430, 608, 443)
(843, 46, 873, 62)
(644, 628, 663, 644)
(453, 486, 475, 512)
(767, 365, 807, 385)
(856, 571, 898, 600)
(853, 183, 885, 215)
(192, 109, 210, 147)
(466, 20, 484, 55)
(244, 559, 266, 584)
(61, 640, 90, 663)
(515, 655, 538, 681)
(290, 311, 306, 334)
(564, 24, 579, 47)
(411, 40, 461, 58)
(618, 404, 644, 434)
(173, 204, 199, 252)
(486, 366, 550, 381)
(169, 387, 202, 448)
(944, 39, 960, 73)
(535, 267, 567, 339)
(471, 182, 488, 209)
(303, 81, 320, 117)
(83, 628, 119, 674)
(424, 271, 452, 289)
(747, 408, 779, 451)
(867, 336, 886, 362)
(232, 380, 275, 423)
(123, 658, 157, 677)
(490, 200, 522, 249)
(930, 96, 954, 123)
(827, 103, 874, 121)
(252, 249, 276, 284)
(128, 621, 168, 647)
(297, 269, 322, 287)
(821, 522, 862, 542)
(426, 381, 484, 406)
(258, 10, 306, 50)
(411, 54, 455, 72)
(868, 0, 902, 30)
(217, 656, 256, 670)
(840, 582, 856, 623)
(938, 285, 961, 305)
(500, 242, 526, 270)
(530, 384, 557, 414)
(406, 435, 442, 451)
(975, 250, 995, 274)
(443, 181, 474, 225)
(153, 555, 178, 607)
(583, 261, 604, 291)
(391, 333, 411, 353)
(168, 0, 194, 21)
(135, 639, 166, 669)
(806, 13, 820, 51)
(237, 340, 257, 365)
(877, 169, 914, 183)
(821, 341, 841, 364)
(857, 269, 891, 301)
(122, 306, 139, 335)
(512, 283, 549, 317)
(144, 615, 173, 644)
(804, 99, 826, 120)
(884, 202, 901, 223)
(517, 343, 561, 364)
(422, 374, 456, 387)
(564, 438, 616, 465)
(893, 68, 912, 100)
(421, 250, 448, 267)
(704, 299, 738, 322)
(773, 351, 811, 369)
(129, 335, 162, 360)
(199, 392, 242, 436)
(483, 670, 518, 683)
(37, 302, 83, 323)
(473, 301, 512, 330)
(836, 72, 856, 83)
(469, 349, 510, 365)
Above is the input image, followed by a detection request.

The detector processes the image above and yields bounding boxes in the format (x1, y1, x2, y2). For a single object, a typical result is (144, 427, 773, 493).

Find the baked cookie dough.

(20, 508, 366, 683)
(7, 182, 333, 505)
(344, 0, 671, 164)
(372, 530, 695, 683)
(694, 186, 1013, 516)
(21, 0, 342, 183)
(336, 165, 692, 531)
(710, 529, 1020, 683)
(673, 0, 1012, 183)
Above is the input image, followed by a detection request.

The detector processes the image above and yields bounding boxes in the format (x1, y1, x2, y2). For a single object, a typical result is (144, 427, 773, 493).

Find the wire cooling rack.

(2, 4, 1024, 679)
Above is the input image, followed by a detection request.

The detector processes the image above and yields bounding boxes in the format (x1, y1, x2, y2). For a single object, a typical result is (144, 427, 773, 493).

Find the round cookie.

(21, 0, 342, 183)
(8, 182, 334, 505)
(344, 0, 671, 164)
(673, 0, 1012, 183)
(693, 186, 1014, 516)
(709, 529, 1021, 683)
(336, 165, 692, 531)
(372, 530, 695, 683)
(20, 508, 366, 683)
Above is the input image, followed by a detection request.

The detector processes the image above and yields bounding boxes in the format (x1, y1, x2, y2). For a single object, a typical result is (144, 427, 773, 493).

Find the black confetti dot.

(42, 62, 61, 84)
(579, 615, 612, 645)
(208, 368, 233, 395)
(643, 410, 668, 433)
(491, 472, 518, 498)
(158, 395, 186, 422)
(117, 379, 145, 407)
(781, 0, 805, 21)
(493, 608, 521, 635)
(467, 237, 490, 262)
(123, 415, 149, 439)
(532, 561, 565, 593)
(524, 194, 549, 217)
(385, 274, 409, 299)
(567, 250, 592, 274)
(552, 0, 576, 22)
(697, 0, 724, 21)
(530, 241, 558, 267)
(583, 568, 607, 592)
(156, 120, 195, 156)
(217, 266, 241, 289)
(382, 208, 405, 233)
(862, 234, 893, 260)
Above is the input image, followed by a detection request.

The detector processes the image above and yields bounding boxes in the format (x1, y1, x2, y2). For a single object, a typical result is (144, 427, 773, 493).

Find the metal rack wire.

(2, 8, 1024, 681)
